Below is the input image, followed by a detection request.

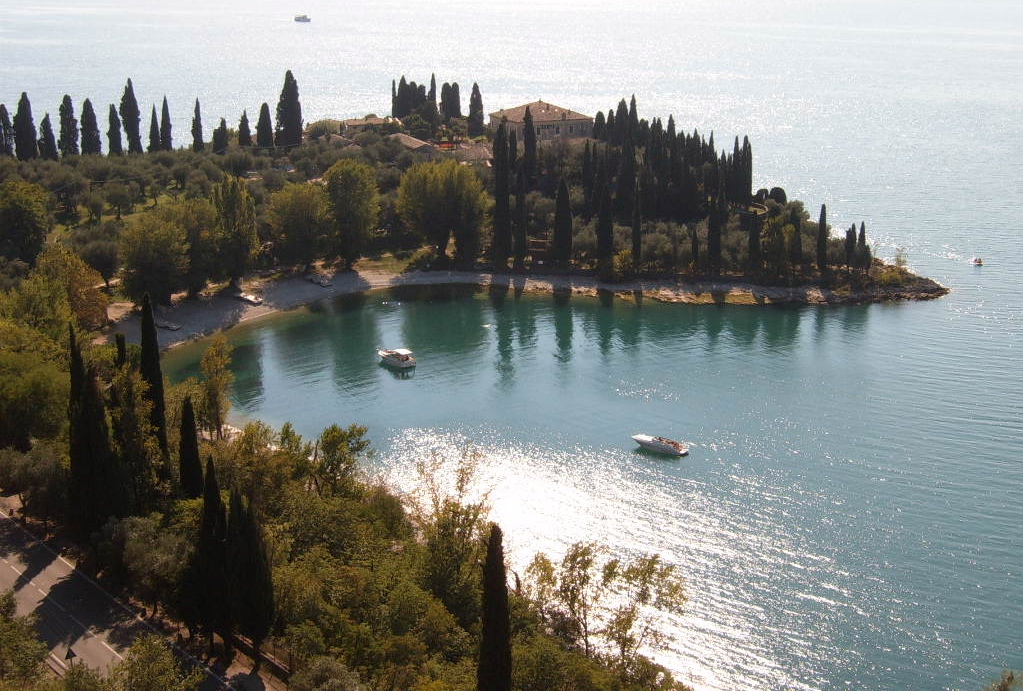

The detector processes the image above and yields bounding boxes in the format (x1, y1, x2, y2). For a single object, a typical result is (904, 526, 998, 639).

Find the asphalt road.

(0, 507, 231, 688)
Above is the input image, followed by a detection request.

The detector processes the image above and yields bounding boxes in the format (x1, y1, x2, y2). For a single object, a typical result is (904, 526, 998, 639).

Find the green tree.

(118, 214, 188, 304)
(857, 221, 871, 270)
(211, 118, 228, 154)
(58, 94, 79, 157)
(522, 106, 536, 191)
(147, 105, 160, 153)
(322, 158, 378, 265)
(119, 78, 142, 154)
(845, 225, 856, 269)
(152, 198, 218, 298)
(140, 292, 169, 453)
(107, 633, 204, 691)
(199, 334, 233, 440)
(267, 183, 330, 268)
(237, 110, 251, 147)
(255, 102, 273, 147)
(311, 423, 369, 497)
(0, 104, 12, 156)
(190, 99, 203, 152)
(109, 363, 165, 513)
(0, 589, 49, 683)
(0, 180, 49, 264)
(13, 93, 38, 160)
(595, 183, 613, 264)
(552, 178, 573, 265)
(160, 96, 172, 150)
(194, 457, 230, 648)
(107, 103, 123, 156)
(227, 489, 275, 664)
(34, 243, 108, 330)
(178, 396, 203, 498)
(397, 158, 485, 264)
(490, 122, 511, 269)
(477, 523, 511, 691)
(468, 82, 484, 137)
(275, 70, 303, 148)
(80, 98, 101, 155)
(816, 203, 828, 272)
(38, 113, 58, 161)
(0, 351, 66, 452)
(212, 176, 258, 284)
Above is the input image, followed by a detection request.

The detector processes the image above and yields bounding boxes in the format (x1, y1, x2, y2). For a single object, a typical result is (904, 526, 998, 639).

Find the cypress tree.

(428, 73, 437, 104)
(845, 225, 856, 268)
(196, 458, 230, 648)
(708, 195, 723, 276)
(468, 82, 484, 137)
(596, 183, 613, 263)
(816, 204, 828, 272)
(178, 396, 203, 499)
(581, 140, 594, 219)
(747, 211, 761, 273)
(628, 94, 639, 140)
(58, 95, 79, 157)
(191, 99, 204, 152)
(119, 78, 142, 153)
(147, 105, 160, 153)
(788, 207, 803, 268)
(604, 109, 615, 144)
(107, 104, 123, 155)
(255, 102, 273, 147)
(592, 111, 605, 141)
(211, 118, 228, 154)
(613, 99, 628, 146)
(0, 105, 12, 156)
(476, 523, 511, 691)
(13, 93, 38, 160)
(115, 333, 127, 367)
(227, 489, 275, 666)
(513, 181, 526, 270)
(391, 79, 397, 117)
(689, 223, 701, 270)
(449, 82, 462, 118)
(160, 96, 172, 150)
(631, 182, 642, 264)
(140, 293, 169, 454)
(490, 122, 510, 269)
(275, 70, 303, 148)
(521, 106, 536, 191)
(80, 99, 101, 155)
(553, 178, 573, 265)
(37, 113, 58, 160)
(440, 83, 451, 120)
(857, 221, 871, 269)
(237, 110, 251, 147)
(615, 137, 636, 221)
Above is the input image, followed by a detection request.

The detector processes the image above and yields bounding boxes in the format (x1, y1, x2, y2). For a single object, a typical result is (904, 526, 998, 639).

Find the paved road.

(0, 507, 231, 687)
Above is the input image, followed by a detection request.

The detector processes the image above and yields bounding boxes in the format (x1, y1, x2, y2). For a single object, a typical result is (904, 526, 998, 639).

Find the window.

(556, 126, 560, 134)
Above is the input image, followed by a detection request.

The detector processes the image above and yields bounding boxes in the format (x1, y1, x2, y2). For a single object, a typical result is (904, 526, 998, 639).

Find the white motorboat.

(378, 348, 416, 369)
(294, 14, 311, 22)
(632, 434, 689, 456)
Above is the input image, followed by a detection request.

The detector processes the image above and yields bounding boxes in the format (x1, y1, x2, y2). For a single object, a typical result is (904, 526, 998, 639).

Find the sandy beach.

(107, 267, 949, 349)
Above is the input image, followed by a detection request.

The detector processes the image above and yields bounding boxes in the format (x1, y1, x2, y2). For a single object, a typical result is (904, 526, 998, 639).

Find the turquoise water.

(7, 0, 1023, 687)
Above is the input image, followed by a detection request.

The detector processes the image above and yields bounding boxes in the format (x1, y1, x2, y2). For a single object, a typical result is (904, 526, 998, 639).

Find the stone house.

(488, 100, 593, 141)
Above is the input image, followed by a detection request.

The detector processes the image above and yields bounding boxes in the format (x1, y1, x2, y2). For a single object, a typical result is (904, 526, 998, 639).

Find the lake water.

(7, 0, 1023, 688)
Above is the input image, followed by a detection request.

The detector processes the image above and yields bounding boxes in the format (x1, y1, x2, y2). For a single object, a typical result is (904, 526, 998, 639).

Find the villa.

(488, 100, 593, 141)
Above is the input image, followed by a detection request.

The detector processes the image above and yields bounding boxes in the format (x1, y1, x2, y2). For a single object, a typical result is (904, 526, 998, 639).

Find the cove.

(162, 284, 1020, 691)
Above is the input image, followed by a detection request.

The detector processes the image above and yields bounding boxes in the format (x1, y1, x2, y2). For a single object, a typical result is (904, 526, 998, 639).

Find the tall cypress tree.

(107, 104, 123, 156)
(844, 225, 856, 268)
(513, 180, 526, 270)
(80, 99, 101, 155)
(255, 102, 273, 147)
(747, 211, 761, 272)
(857, 221, 871, 269)
(0, 105, 13, 156)
(596, 183, 613, 263)
(196, 458, 230, 648)
(119, 78, 142, 154)
(708, 195, 723, 276)
(553, 178, 573, 265)
(227, 489, 275, 666)
(631, 182, 642, 264)
(449, 82, 462, 118)
(476, 523, 511, 691)
(147, 105, 160, 153)
(581, 140, 594, 219)
(160, 96, 172, 151)
(274, 70, 303, 148)
(521, 106, 536, 191)
(788, 206, 803, 268)
(237, 110, 251, 147)
(13, 93, 38, 161)
(428, 73, 437, 104)
(140, 293, 169, 454)
(468, 82, 484, 137)
(490, 122, 510, 269)
(37, 113, 58, 161)
(816, 203, 828, 272)
(211, 118, 228, 154)
(191, 99, 204, 152)
(58, 95, 79, 157)
(178, 396, 203, 499)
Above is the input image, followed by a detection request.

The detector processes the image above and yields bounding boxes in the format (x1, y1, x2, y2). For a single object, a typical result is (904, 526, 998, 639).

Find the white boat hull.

(632, 434, 688, 456)
(378, 349, 416, 369)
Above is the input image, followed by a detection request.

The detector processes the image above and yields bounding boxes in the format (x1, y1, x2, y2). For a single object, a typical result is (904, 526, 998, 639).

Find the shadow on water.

(553, 291, 574, 362)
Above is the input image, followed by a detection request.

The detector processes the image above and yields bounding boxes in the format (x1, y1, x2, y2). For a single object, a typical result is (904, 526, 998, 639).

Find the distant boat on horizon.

(294, 14, 311, 22)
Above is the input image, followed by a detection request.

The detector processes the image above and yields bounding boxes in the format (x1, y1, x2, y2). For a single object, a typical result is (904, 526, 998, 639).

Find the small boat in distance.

(378, 348, 416, 369)
(632, 434, 689, 456)
(971, 257, 983, 266)
(294, 14, 311, 22)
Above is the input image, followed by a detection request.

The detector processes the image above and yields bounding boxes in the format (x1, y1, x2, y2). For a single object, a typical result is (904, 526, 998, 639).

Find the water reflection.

(230, 339, 265, 408)
(553, 291, 573, 362)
